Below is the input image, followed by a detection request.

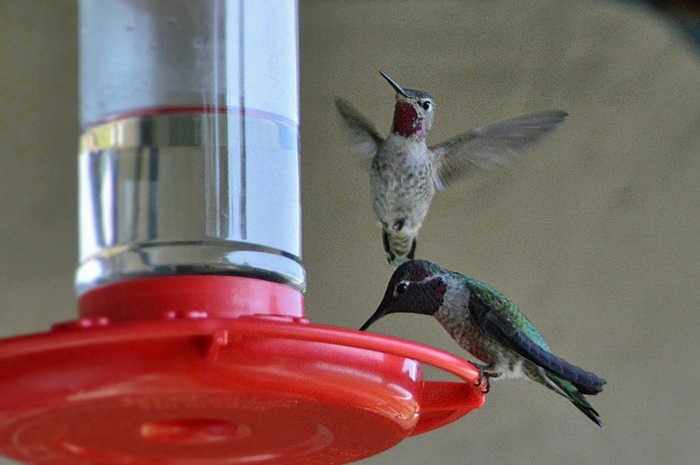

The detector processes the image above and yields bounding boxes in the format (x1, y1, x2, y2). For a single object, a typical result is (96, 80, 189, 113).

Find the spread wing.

(467, 282, 606, 391)
(335, 97, 384, 168)
(430, 110, 568, 191)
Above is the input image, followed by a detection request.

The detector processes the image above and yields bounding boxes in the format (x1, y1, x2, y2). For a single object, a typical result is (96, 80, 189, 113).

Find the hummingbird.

(335, 72, 568, 267)
(359, 260, 606, 426)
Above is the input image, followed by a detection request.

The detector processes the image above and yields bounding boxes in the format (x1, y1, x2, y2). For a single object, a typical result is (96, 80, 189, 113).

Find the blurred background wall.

(0, 1, 698, 464)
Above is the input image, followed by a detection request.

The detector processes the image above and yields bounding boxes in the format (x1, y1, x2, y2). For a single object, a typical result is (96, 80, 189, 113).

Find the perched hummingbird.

(336, 72, 568, 267)
(359, 260, 606, 426)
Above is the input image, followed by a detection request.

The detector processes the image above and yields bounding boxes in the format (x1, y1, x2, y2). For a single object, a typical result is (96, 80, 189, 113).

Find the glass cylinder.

(76, 0, 304, 297)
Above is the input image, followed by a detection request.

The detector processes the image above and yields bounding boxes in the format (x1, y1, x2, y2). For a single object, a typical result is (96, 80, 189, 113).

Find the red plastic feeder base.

(0, 277, 484, 465)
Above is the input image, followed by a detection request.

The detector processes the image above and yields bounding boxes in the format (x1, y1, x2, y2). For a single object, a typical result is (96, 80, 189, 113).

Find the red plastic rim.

(79, 275, 305, 321)
(0, 315, 484, 465)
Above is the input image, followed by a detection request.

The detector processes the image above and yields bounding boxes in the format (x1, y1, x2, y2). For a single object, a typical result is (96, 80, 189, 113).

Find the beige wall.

(0, 1, 698, 464)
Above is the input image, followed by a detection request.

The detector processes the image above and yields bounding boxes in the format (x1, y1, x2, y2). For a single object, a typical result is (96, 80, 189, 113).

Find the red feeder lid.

(0, 277, 485, 465)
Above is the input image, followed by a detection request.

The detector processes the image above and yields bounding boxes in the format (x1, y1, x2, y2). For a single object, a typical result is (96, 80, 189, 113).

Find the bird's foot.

(472, 363, 496, 394)
(392, 218, 406, 232)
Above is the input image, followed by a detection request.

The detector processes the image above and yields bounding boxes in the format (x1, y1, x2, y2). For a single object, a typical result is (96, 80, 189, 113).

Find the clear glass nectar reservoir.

(77, 0, 303, 296)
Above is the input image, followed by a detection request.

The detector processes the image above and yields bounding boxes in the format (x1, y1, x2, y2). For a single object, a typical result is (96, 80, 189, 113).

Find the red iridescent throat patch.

(392, 102, 421, 137)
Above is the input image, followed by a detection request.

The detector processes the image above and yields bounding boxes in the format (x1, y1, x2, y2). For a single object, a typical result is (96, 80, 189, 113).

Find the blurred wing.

(430, 110, 568, 191)
(467, 283, 606, 391)
(335, 97, 383, 168)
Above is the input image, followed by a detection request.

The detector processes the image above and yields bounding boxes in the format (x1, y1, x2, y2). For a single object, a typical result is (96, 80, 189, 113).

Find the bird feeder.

(0, 1, 484, 464)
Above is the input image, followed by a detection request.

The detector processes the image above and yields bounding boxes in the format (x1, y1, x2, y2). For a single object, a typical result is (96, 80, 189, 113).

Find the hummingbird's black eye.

(421, 101, 431, 110)
(395, 282, 410, 296)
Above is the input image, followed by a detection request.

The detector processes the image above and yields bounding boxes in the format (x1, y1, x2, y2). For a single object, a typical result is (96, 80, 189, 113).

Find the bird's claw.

(474, 368, 491, 394)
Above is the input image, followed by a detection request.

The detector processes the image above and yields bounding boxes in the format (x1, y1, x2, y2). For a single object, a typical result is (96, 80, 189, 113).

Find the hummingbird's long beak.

(379, 71, 409, 98)
(359, 306, 387, 331)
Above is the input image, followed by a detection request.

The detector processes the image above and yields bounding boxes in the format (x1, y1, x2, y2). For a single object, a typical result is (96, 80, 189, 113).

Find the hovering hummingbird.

(359, 260, 606, 426)
(336, 72, 568, 267)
